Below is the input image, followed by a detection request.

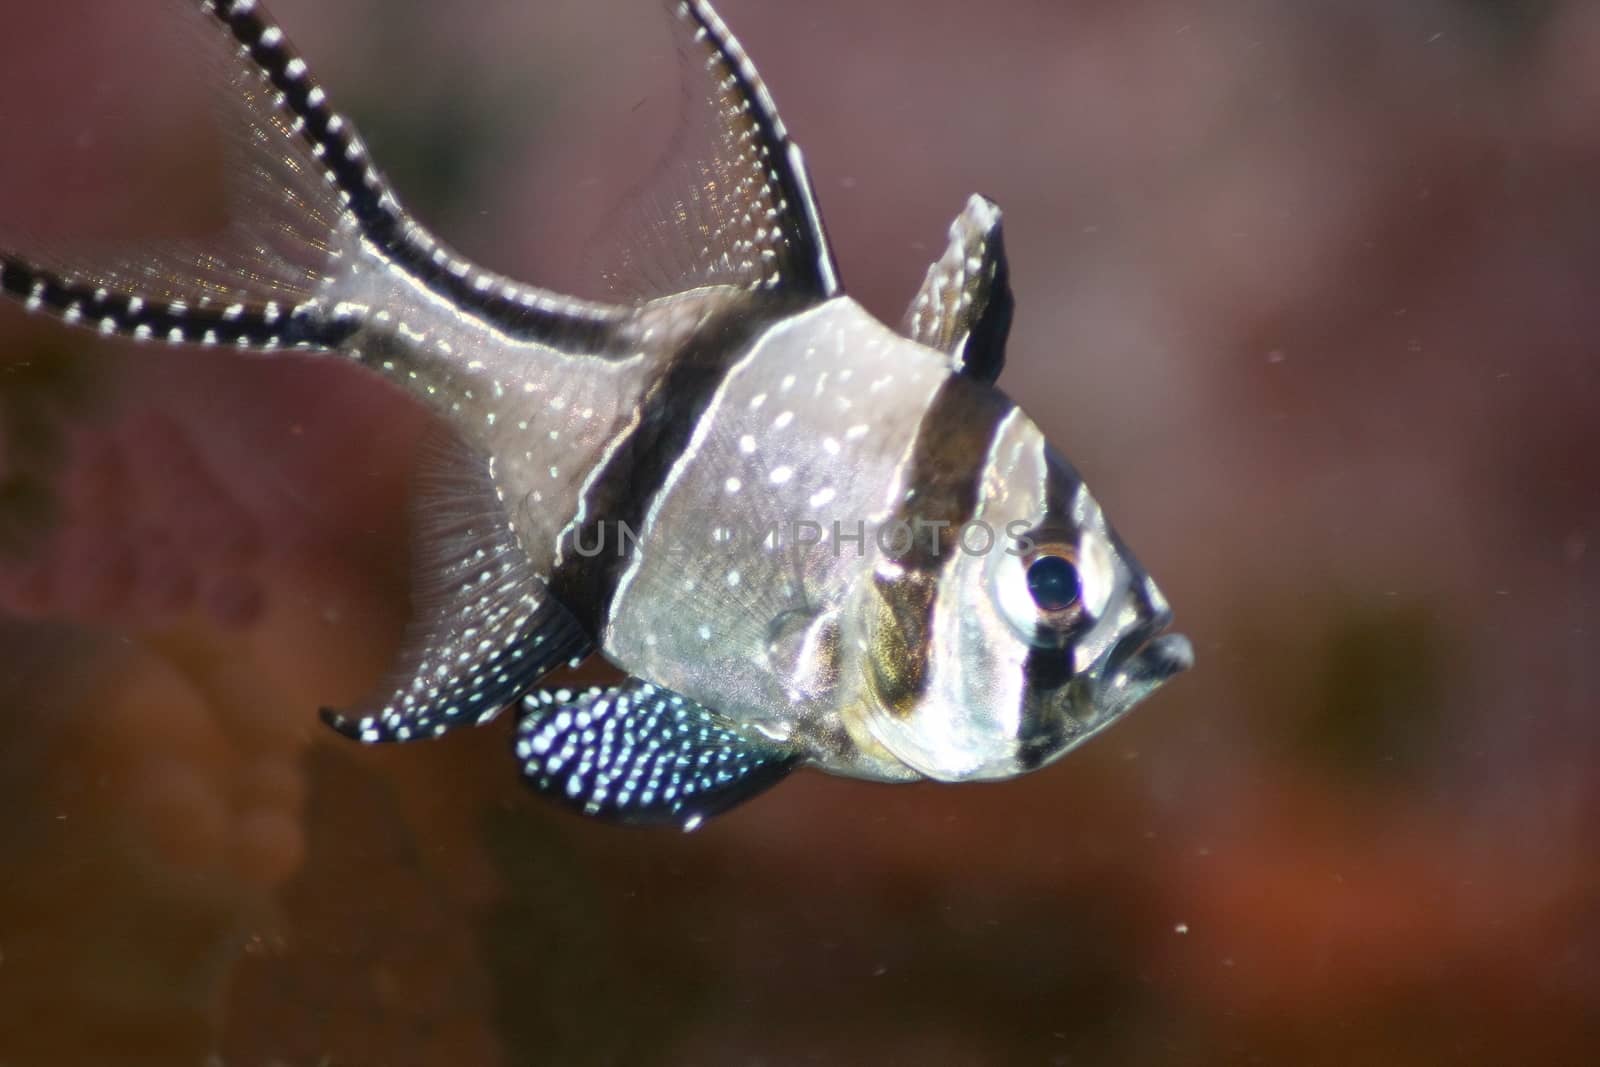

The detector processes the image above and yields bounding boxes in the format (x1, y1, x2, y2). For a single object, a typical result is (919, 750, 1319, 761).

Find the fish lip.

(1014, 619, 1191, 772)
(1104, 618, 1155, 672)
(1122, 630, 1195, 682)
(1094, 622, 1194, 719)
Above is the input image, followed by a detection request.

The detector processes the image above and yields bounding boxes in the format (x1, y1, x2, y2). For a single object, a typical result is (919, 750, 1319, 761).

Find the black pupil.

(1026, 554, 1080, 612)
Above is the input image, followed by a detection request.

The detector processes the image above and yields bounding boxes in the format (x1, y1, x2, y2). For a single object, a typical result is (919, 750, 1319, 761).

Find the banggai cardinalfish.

(0, 0, 1192, 829)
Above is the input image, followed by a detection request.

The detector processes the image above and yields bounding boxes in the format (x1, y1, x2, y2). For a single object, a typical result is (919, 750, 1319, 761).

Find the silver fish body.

(0, 0, 1192, 826)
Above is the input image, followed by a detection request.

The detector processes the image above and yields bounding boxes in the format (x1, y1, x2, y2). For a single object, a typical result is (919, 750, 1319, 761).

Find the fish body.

(0, 0, 1192, 826)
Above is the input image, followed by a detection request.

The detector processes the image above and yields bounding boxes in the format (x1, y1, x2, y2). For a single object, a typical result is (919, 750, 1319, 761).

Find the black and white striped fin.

(597, 0, 840, 301)
(0, 0, 376, 351)
(1, 0, 629, 354)
(0, 259, 357, 351)
(196, 0, 399, 254)
(902, 194, 1014, 385)
(197, 0, 629, 347)
(515, 680, 797, 829)
(320, 435, 592, 744)
(0, 4, 363, 351)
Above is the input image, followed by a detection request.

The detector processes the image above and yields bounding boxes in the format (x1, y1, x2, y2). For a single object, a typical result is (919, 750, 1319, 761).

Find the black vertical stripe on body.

(891, 378, 1014, 571)
(0, 257, 359, 350)
(867, 377, 1014, 718)
(545, 296, 807, 637)
(201, 0, 626, 352)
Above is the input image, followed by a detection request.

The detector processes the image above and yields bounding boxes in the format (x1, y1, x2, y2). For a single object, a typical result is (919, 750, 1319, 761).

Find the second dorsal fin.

(597, 0, 840, 302)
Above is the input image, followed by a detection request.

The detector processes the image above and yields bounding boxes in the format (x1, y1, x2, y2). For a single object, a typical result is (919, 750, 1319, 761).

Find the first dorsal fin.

(902, 194, 1014, 385)
(321, 433, 592, 744)
(597, 0, 840, 302)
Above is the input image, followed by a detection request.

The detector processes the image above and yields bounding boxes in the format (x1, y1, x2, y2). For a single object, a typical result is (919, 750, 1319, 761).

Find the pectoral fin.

(515, 680, 798, 829)
(902, 194, 1014, 384)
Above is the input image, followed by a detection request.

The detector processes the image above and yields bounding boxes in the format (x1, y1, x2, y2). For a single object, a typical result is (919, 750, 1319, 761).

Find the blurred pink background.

(1, 1, 1596, 1063)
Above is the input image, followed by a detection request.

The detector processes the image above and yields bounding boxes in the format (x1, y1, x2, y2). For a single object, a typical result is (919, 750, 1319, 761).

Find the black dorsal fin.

(902, 194, 1014, 385)
(596, 0, 841, 302)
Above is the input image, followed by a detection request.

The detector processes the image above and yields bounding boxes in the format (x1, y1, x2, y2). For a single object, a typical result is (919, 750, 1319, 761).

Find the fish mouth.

(1094, 621, 1194, 722)
(1017, 616, 1192, 771)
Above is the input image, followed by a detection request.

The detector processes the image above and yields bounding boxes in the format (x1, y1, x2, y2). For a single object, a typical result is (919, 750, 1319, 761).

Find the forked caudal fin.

(0, 0, 863, 821)
(0, 0, 630, 360)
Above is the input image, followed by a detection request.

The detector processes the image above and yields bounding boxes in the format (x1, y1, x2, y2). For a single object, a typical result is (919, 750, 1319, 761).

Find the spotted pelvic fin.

(597, 0, 840, 302)
(321, 435, 592, 744)
(901, 194, 1014, 385)
(515, 680, 798, 829)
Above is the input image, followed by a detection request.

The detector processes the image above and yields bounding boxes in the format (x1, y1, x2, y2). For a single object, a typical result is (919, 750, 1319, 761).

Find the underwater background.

(0, 0, 1595, 1063)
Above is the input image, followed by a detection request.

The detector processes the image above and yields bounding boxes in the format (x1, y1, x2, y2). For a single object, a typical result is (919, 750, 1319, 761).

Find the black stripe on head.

(867, 376, 1014, 718)
(0, 256, 358, 350)
(1015, 440, 1091, 770)
(1014, 642, 1081, 773)
(202, 0, 622, 351)
(545, 296, 805, 635)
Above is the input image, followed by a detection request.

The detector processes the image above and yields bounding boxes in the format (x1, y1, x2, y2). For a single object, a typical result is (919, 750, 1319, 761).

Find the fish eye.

(1004, 536, 1090, 639)
(993, 532, 1099, 645)
(1026, 553, 1080, 613)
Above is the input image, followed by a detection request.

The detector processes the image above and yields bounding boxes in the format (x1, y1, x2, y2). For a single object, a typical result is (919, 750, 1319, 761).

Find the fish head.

(854, 401, 1192, 782)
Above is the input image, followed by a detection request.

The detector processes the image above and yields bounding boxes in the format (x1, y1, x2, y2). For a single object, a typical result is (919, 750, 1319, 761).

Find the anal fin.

(321, 433, 592, 744)
(515, 680, 798, 829)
